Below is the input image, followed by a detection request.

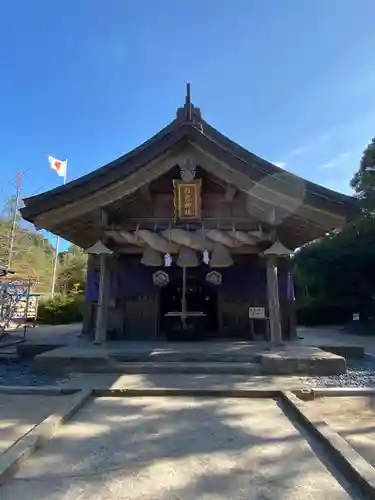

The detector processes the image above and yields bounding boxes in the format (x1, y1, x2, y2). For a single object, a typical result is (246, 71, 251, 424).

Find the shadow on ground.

(306, 395, 375, 472)
(0, 389, 361, 499)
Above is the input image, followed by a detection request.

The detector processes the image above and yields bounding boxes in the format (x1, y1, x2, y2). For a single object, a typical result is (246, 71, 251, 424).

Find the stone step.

(92, 361, 264, 375)
(0, 353, 19, 362)
(111, 353, 261, 363)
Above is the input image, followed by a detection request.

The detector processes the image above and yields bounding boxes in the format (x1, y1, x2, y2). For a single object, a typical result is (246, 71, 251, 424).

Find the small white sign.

(352, 313, 360, 321)
(249, 307, 266, 319)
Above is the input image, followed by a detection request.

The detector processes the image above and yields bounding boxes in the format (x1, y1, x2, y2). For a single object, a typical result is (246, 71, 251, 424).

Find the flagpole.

(51, 163, 67, 297)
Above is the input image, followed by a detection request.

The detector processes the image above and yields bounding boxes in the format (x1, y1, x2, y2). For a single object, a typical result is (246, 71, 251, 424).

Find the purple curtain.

(85, 259, 293, 301)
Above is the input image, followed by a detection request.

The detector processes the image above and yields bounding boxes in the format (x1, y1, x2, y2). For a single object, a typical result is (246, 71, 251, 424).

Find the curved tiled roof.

(22, 97, 359, 222)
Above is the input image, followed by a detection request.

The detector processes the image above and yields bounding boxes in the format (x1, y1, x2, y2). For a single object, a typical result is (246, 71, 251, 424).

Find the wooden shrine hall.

(21, 85, 358, 344)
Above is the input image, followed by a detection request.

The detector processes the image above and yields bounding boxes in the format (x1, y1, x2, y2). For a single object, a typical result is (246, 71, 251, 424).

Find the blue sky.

(1, 1, 375, 232)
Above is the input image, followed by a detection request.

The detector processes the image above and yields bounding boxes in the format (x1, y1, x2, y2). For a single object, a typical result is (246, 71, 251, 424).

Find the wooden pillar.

(287, 261, 297, 340)
(287, 298, 297, 340)
(94, 255, 110, 344)
(82, 255, 94, 337)
(266, 256, 283, 343)
(81, 300, 92, 338)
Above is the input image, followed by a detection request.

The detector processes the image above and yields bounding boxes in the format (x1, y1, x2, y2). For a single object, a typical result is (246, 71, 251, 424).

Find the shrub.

(37, 292, 84, 325)
(296, 298, 351, 326)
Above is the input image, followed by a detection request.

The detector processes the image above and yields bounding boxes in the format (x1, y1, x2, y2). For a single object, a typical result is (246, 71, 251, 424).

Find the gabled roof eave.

(21, 114, 359, 223)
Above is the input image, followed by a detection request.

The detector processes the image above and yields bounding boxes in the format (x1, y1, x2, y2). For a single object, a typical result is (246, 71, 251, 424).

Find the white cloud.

(321, 177, 353, 195)
(276, 131, 337, 168)
(276, 108, 375, 169)
(318, 151, 351, 170)
(319, 160, 336, 170)
(274, 161, 287, 168)
(289, 147, 304, 157)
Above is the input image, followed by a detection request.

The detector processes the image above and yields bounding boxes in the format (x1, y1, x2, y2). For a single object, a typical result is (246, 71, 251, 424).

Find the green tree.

(0, 205, 55, 291)
(292, 138, 375, 326)
(351, 137, 375, 211)
(56, 244, 87, 293)
(1, 195, 20, 222)
(293, 216, 375, 324)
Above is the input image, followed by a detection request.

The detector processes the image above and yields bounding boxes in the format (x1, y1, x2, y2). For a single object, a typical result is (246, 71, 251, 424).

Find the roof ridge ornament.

(185, 82, 192, 121)
(176, 82, 203, 131)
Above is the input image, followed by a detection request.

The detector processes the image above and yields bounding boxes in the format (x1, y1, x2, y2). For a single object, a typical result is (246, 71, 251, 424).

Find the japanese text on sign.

(182, 186, 194, 216)
(249, 307, 266, 319)
(173, 179, 202, 221)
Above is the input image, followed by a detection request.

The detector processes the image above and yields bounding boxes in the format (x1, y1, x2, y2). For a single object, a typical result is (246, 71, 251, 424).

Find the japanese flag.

(48, 156, 67, 178)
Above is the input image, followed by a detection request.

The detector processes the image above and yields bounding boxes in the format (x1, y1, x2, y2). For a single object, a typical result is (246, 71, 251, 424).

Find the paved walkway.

(0, 397, 357, 499)
(0, 323, 82, 348)
(299, 326, 375, 355)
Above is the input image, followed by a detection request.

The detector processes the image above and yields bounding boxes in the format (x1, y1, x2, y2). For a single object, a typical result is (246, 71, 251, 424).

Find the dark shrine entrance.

(159, 268, 218, 341)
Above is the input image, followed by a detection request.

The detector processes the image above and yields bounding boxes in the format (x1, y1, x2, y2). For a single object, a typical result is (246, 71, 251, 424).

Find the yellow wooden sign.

(173, 179, 202, 221)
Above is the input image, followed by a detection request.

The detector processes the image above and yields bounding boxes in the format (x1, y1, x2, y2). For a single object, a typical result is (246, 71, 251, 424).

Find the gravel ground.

(0, 359, 69, 386)
(303, 355, 375, 388)
(1, 356, 375, 388)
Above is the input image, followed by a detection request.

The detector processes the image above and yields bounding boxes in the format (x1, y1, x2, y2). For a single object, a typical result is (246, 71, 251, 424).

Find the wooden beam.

(224, 185, 237, 202)
(115, 216, 256, 226)
(100, 208, 109, 228)
(109, 243, 260, 255)
(54, 210, 320, 251)
(140, 184, 152, 202)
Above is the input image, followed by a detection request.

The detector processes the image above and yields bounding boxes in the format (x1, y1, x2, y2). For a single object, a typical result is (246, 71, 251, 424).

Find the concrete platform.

(11, 324, 367, 362)
(31, 342, 346, 376)
(260, 346, 347, 375)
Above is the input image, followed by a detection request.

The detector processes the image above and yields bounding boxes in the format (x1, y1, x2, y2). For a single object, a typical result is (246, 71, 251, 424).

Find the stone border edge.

(93, 388, 281, 398)
(1, 385, 374, 398)
(0, 386, 80, 395)
(0, 338, 25, 349)
(293, 387, 375, 401)
(0, 388, 92, 486)
(313, 387, 375, 397)
(281, 390, 375, 499)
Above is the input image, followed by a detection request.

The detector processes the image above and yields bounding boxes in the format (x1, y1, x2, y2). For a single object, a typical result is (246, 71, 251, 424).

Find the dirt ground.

(305, 395, 375, 469)
(0, 396, 356, 500)
(0, 394, 72, 454)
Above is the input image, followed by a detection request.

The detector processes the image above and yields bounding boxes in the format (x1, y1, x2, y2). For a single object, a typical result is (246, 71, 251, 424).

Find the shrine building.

(21, 86, 358, 343)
